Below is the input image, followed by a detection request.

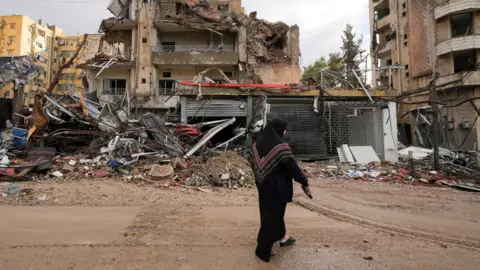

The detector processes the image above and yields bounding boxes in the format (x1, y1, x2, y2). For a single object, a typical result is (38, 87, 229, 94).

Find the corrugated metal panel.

(268, 98, 328, 161)
(186, 98, 247, 117)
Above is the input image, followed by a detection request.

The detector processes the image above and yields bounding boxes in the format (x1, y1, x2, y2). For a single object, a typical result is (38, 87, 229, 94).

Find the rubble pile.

(185, 151, 254, 188)
(246, 19, 291, 64)
(302, 160, 480, 192)
(0, 56, 38, 89)
(0, 85, 249, 190)
(160, 1, 237, 31)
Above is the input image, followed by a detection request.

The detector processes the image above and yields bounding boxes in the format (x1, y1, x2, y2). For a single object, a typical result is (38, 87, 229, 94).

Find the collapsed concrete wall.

(154, 0, 301, 84)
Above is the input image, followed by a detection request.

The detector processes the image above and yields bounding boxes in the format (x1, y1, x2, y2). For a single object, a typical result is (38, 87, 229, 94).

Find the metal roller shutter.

(267, 98, 328, 161)
(186, 97, 247, 117)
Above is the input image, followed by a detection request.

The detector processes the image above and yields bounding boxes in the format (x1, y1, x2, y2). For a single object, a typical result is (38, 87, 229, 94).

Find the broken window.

(8, 36, 15, 44)
(10, 23, 15, 29)
(374, 8, 390, 21)
(176, 3, 187, 15)
(218, 3, 229, 13)
(453, 50, 477, 73)
(104, 79, 126, 96)
(158, 80, 177, 95)
(60, 73, 76, 81)
(162, 72, 172, 78)
(162, 42, 176, 52)
(451, 13, 473, 37)
(60, 50, 75, 58)
(224, 72, 233, 78)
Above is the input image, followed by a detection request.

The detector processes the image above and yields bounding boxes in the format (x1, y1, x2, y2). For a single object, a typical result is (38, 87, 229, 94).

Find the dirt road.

(1, 179, 479, 269)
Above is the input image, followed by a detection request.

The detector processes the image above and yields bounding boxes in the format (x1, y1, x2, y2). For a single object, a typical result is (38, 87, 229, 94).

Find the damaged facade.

(52, 34, 105, 97)
(0, 15, 64, 105)
(80, 0, 300, 113)
(369, 0, 480, 150)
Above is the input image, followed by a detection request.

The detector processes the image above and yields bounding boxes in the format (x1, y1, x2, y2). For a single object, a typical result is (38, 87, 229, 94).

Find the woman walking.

(250, 118, 311, 263)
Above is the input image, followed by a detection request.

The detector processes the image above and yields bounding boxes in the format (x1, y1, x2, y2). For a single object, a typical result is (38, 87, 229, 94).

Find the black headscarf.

(255, 118, 287, 158)
(251, 118, 293, 187)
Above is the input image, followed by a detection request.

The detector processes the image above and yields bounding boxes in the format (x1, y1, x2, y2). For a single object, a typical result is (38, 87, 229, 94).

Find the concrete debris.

(172, 157, 188, 170)
(61, 164, 75, 174)
(148, 164, 174, 179)
(52, 171, 64, 178)
(181, 151, 254, 188)
(301, 159, 480, 192)
(0, 56, 39, 89)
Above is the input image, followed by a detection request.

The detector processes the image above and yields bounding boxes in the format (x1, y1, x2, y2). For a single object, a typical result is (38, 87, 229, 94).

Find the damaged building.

(70, 0, 399, 162)
(369, 0, 480, 151)
(80, 0, 300, 114)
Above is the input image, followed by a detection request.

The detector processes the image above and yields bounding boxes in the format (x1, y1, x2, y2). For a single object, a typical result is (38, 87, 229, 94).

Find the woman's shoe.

(280, 237, 296, 247)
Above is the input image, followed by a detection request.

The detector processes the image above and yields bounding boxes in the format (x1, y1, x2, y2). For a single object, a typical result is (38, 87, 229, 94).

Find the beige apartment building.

(0, 15, 64, 104)
(0, 15, 105, 103)
(53, 34, 104, 96)
(370, 0, 480, 149)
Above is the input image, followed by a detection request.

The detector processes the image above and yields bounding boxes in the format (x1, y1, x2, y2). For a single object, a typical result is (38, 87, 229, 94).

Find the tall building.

(369, 0, 480, 149)
(0, 15, 64, 104)
(369, 0, 409, 92)
(53, 34, 103, 96)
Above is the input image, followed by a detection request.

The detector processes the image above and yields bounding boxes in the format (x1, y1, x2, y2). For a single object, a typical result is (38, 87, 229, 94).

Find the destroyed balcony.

(99, 18, 137, 32)
(436, 35, 480, 56)
(102, 87, 126, 96)
(373, 0, 388, 9)
(376, 15, 391, 32)
(152, 45, 238, 66)
(376, 40, 394, 58)
(437, 71, 480, 88)
(435, 0, 480, 20)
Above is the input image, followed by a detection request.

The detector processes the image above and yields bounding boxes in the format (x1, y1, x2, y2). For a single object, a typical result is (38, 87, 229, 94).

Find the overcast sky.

(5, 0, 370, 68)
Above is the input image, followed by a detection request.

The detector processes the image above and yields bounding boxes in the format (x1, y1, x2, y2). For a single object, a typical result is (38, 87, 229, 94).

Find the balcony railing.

(155, 44, 235, 53)
(435, 0, 480, 20)
(158, 88, 176, 95)
(102, 88, 126, 96)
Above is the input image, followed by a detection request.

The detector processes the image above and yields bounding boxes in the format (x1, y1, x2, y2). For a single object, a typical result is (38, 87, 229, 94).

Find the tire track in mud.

(294, 197, 480, 249)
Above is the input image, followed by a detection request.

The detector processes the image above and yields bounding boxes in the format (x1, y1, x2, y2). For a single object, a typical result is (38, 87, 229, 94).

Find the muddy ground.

(1, 175, 479, 269)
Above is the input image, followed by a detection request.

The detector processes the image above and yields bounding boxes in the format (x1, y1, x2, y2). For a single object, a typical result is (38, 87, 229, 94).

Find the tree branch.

(46, 33, 88, 94)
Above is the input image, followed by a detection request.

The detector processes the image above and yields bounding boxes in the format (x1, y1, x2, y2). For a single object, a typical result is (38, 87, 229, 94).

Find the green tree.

(341, 24, 365, 88)
(302, 53, 344, 87)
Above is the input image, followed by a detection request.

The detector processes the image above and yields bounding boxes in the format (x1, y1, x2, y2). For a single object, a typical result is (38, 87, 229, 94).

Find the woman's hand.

(301, 185, 312, 199)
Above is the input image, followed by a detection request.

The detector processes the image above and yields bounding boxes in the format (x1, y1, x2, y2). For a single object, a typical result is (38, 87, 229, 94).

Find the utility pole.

(430, 73, 440, 170)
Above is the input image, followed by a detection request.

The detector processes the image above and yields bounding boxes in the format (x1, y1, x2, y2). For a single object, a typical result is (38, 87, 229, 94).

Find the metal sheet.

(349, 146, 381, 164)
(186, 98, 247, 118)
(140, 113, 185, 156)
(337, 147, 347, 163)
(268, 98, 328, 161)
